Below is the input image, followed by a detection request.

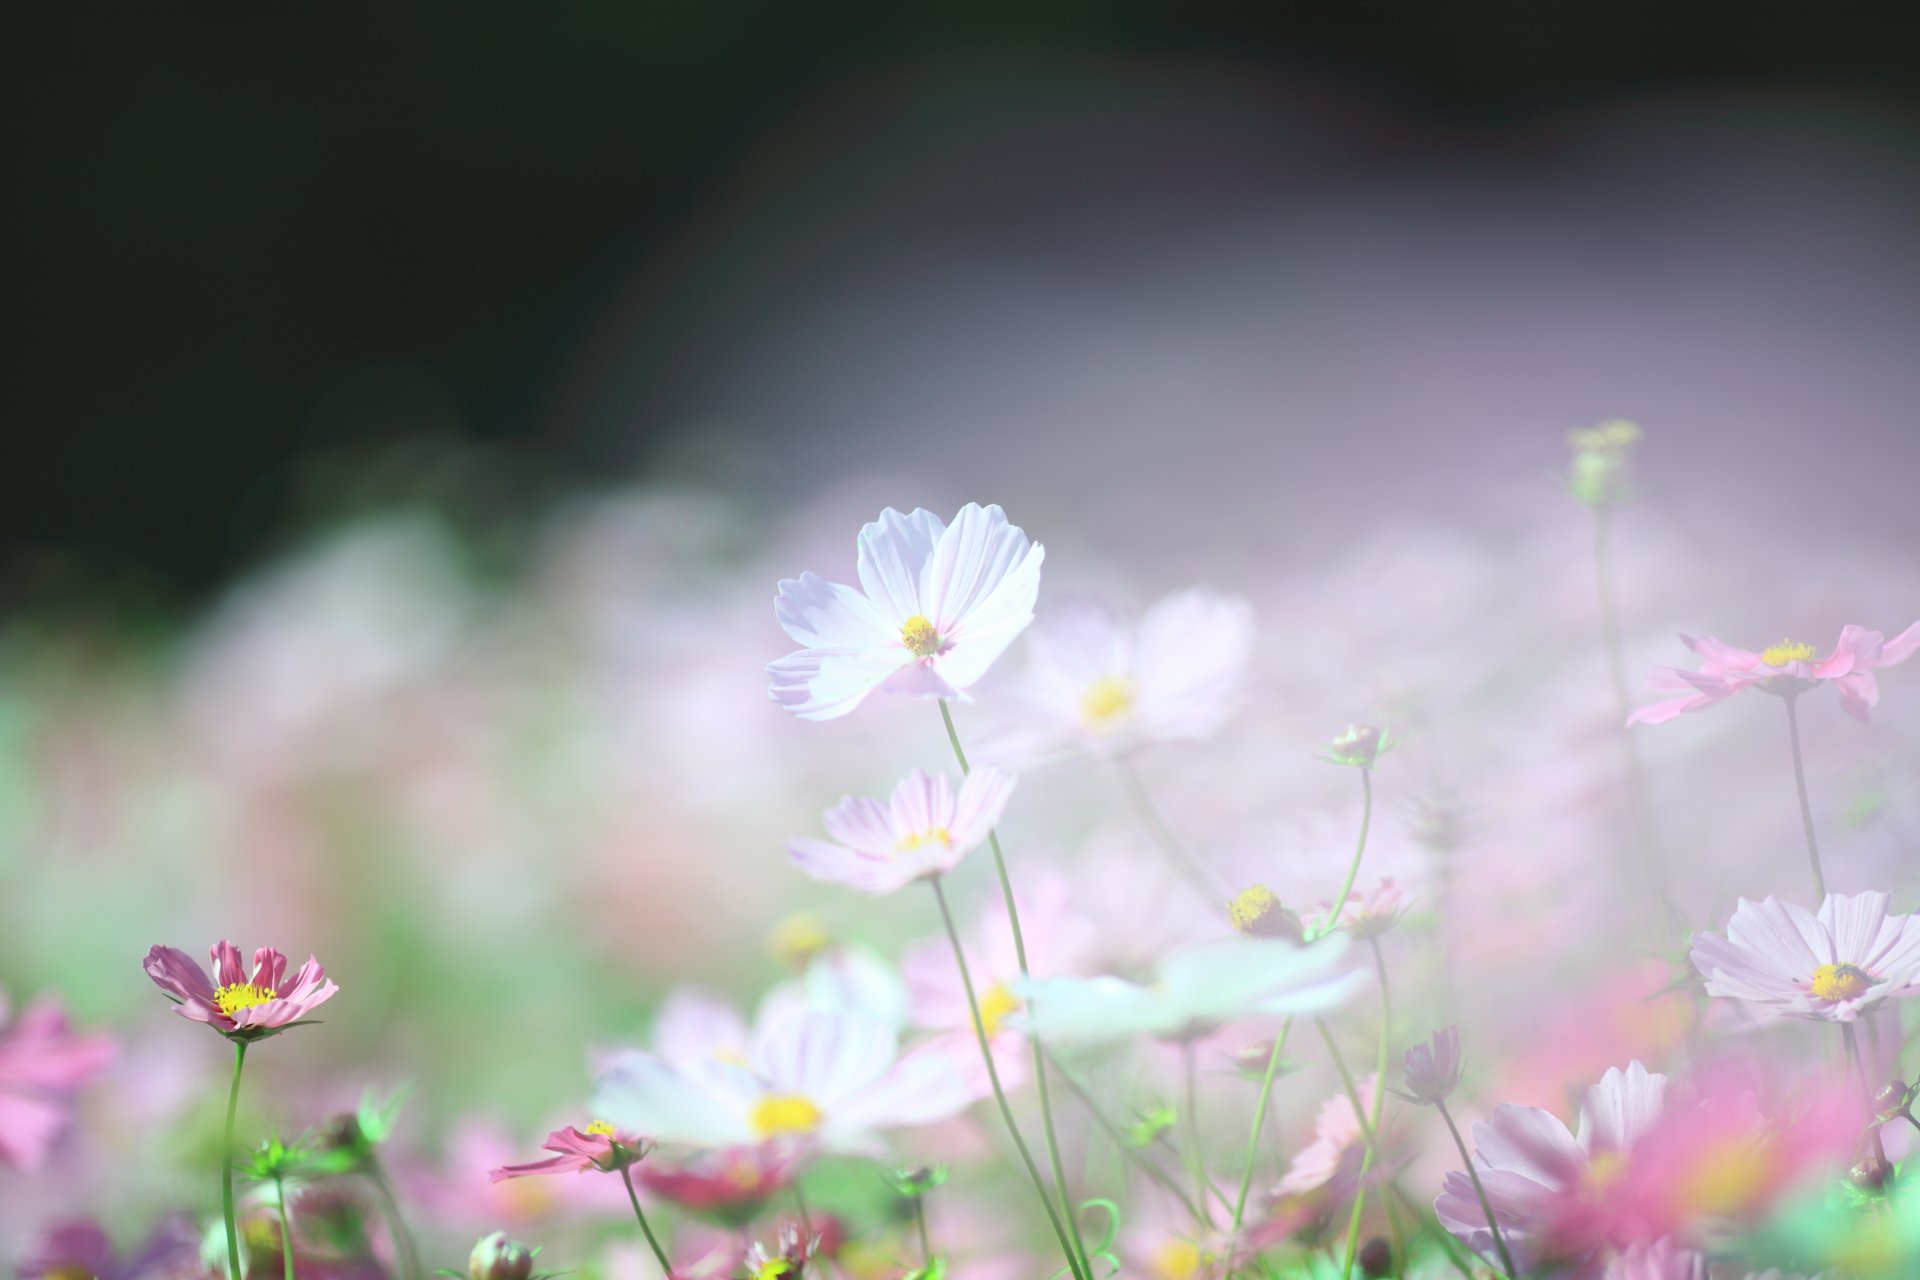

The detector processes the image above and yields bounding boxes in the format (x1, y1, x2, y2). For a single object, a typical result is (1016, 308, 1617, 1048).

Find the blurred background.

(5, 0, 1920, 1258)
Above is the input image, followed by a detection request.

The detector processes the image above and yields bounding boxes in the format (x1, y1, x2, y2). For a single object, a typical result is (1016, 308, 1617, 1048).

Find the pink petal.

(143, 946, 216, 1006)
(1878, 621, 1920, 666)
(249, 947, 289, 993)
(1834, 671, 1879, 722)
(0, 1090, 68, 1171)
(209, 941, 246, 987)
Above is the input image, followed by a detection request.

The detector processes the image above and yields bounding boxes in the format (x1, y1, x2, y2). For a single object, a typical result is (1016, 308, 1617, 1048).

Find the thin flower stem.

(1434, 1098, 1518, 1280)
(1783, 695, 1827, 901)
(365, 1160, 423, 1280)
(1182, 1041, 1210, 1224)
(619, 1163, 675, 1278)
(930, 877, 1087, 1280)
(937, 701, 1092, 1280)
(275, 1174, 295, 1280)
(222, 1039, 249, 1280)
(1230, 1018, 1293, 1233)
(1113, 753, 1225, 904)
(1339, 940, 1393, 1280)
(1048, 1054, 1211, 1225)
(1842, 1022, 1873, 1105)
(914, 1196, 934, 1265)
(1319, 771, 1373, 939)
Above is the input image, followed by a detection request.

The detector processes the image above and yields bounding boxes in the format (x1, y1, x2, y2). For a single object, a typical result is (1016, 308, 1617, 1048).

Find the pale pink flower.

(0, 990, 116, 1171)
(142, 941, 338, 1040)
(1627, 623, 1920, 725)
(1275, 1073, 1377, 1197)
(1602, 1238, 1705, 1280)
(1690, 892, 1920, 1023)
(490, 1122, 652, 1181)
(984, 589, 1253, 762)
(787, 767, 1015, 894)
(768, 504, 1044, 720)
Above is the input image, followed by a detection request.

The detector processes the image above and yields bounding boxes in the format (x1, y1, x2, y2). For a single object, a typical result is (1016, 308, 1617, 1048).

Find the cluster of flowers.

(9, 426, 1920, 1280)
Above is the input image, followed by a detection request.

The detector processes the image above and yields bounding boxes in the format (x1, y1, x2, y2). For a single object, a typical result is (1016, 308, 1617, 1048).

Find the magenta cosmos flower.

(0, 989, 116, 1171)
(787, 767, 1015, 894)
(768, 504, 1045, 720)
(143, 941, 338, 1040)
(1690, 892, 1920, 1023)
(490, 1121, 652, 1180)
(1627, 623, 1920, 725)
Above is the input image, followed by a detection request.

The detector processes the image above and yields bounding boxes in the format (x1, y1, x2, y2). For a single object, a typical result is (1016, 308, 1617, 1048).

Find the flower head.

(0, 989, 116, 1171)
(1323, 880, 1407, 940)
(1565, 418, 1643, 509)
(1228, 884, 1306, 943)
(18, 1217, 197, 1280)
(489, 1121, 652, 1180)
(1391, 1026, 1461, 1105)
(1323, 724, 1392, 770)
(1627, 623, 1920, 725)
(768, 504, 1044, 720)
(985, 588, 1253, 762)
(1275, 1073, 1377, 1198)
(469, 1232, 536, 1280)
(636, 1145, 799, 1223)
(788, 767, 1015, 895)
(744, 1221, 819, 1280)
(142, 941, 338, 1041)
(1690, 892, 1920, 1023)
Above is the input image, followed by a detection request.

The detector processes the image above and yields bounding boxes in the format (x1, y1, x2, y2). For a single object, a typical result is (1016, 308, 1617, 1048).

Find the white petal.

(767, 647, 905, 720)
(752, 1009, 897, 1104)
(592, 1051, 755, 1146)
(946, 767, 1016, 853)
(1012, 974, 1171, 1041)
(773, 571, 894, 650)
(1576, 1060, 1666, 1152)
(856, 508, 945, 624)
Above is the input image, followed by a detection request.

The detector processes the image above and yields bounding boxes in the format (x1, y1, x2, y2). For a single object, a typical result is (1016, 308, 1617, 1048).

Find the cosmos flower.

(1275, 1073, 1378, 1197)
(1014, 934, 1364, 1043)
(17, 1217, 198, 1280)
(1690, 892, 1920, 1023)
(768, 504, 1045, 720)
(142, 941, 338, 1040)
(1320, 879, 1407, 940)
(1600, 1238, 1704, 1280)
(983, 588, 1253, 763)
(787, 767, 1015, 895)
(636, 1144, 801, 1221)
(0, 989, 116, 1171)
(1626, 624, 1920, 726)
(489, 1122, 653, 1180)
(592, 1009, 971, 1156)
(1391, 1026, 1461, 1106)
(1435, 1061, 1667, 1269)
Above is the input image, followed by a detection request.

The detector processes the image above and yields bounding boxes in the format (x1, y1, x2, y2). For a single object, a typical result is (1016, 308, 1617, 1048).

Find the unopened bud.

(1327, 724, 1386, 770)
(1875, 1081, 1912, 1121)
(1851, 1157, 1894, 1193)
(469, 1232, 534, 1280)
(1359, 1237, 1393, 1278)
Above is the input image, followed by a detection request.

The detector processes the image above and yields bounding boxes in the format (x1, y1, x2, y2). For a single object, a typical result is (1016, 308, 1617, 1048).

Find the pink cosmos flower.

(142, 941, 338, 1040)
(636, 1144, 800, 1221)
(787, 767, 1016, 894)
(490, 1122, 653, 1181)
(1320, 879, 1407, 940)
(17, 1217, 197, 1280)
(1601, 1238, 1704, 1280)
(1275, 1072, 1378, 1198)
(983, 588, 1253, 763)
(1626, 623, 1920, 725)
(768, 504, 1045, 720)
(1690, 892, 1920, 1023)
(1391, 1026, 1462, 1106)
(0, 989, 116, 1171)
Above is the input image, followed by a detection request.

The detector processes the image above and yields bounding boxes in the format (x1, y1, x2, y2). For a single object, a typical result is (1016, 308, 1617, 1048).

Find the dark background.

(6, 3, 1919, 611)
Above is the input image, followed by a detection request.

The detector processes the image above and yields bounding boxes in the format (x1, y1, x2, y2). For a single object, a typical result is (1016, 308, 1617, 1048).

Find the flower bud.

(1228, 884, 1304, 943)
(1391, 1026, 1462, 1106)
(1358, 1237, 1393, 1278)
(469, 1232, 535, 1280)
(1565, 419, 1642, 508)
(1326, 724, 1386, 770)
(1851, 1156, 1894, 1193)
(1875, 1081, 1912, 1121)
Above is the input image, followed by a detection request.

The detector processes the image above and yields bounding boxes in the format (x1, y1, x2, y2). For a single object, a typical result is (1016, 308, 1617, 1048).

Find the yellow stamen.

(1229, 884, 1280, 933)
(900, 614, 942, 657)
(976, 983, 1021, 1038)
(751, 1093, 823, 1139)
(1674, 1137, 1771, 1215)
(1810, 962, 1873, 1003)
(753, 1263, 793, 1280)
(895, 827, 952, 853)
(584, 1119, 616, 1138)
(1080, 674, 1135, 726)
(1583, 1149, 1628, 1194)
(43, 1268, 95, 1280)
(213, 982, 275, 1018)
(1149, 1239, 1204, 1280)
(1760, 640, 1818, 667)
(767, 913, 832, 969)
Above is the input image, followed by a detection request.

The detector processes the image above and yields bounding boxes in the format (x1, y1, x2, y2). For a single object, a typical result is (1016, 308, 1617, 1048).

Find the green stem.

(1783, 694, 1827, 901)
(1182, 1041, 1211, 1225)
(1318, 771, 1373, 938)
(619, 1163, 675, 1278)
(1230, 1019, 1293, 1233)
(222, 1039, 249, 1280)
(1113, 753, 1223, 903)
(1339, 941, 1392, 1279)
(365, 1161, 422, 1280)
(913, 1197, 934, 1265)
(930, 877, 1086, 1280)
(275, 1173, 294, 1280)
(937, 701, 1091, 1280)
(1049, 1054, 1210, 1225)
(1435, 1098, 1518, 1280)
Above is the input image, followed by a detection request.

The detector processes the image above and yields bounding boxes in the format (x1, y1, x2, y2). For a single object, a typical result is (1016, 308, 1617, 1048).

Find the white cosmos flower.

(788, 767, 1016, 895)
(768, 504, 1045, 720)
(592, 1008, 971, 1155)
(986, 588, 1254, 763)
(1013, 934, 1364, 1043)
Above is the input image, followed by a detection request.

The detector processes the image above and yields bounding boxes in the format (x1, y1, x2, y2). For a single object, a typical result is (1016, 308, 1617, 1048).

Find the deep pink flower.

(0, 990, 116, 1171)
(142, 940, 338, 1040)
(636, 1144, 800, 1222)
(1627, 623, 1920, 725)
(489, 1122, 652, 1180)
(17, 1216, 197, 1280)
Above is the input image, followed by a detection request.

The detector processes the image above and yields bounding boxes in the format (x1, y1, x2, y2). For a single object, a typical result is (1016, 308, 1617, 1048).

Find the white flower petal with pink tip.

(788, 768, 1016, 896)
(768, 504, 1044, 720)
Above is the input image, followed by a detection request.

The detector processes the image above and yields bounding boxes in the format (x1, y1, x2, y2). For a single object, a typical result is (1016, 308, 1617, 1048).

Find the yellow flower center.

(44, 1268, 95, 1280)
(1080, 674, 1135, 726)
(1149, 1239, 1204, 1280)
(1583, 1148, 1629, 1194)
(584, 1119, 616, 1138)
(1810, 962, 1873, 1003)
(768, 913, 832, 969)
(213, 982, 275, 1018)
(895, 827, 952, 853)
(1229, 884, 1280, 933)
(976, 982, 1022, 1038)
(751, 1093, 824, 1139)
(1674, 1136, 1772, 1215)
(753, 1263, 793, 1280)
(900, 614, 942, 657)
(1760, 640, 1818, 667)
